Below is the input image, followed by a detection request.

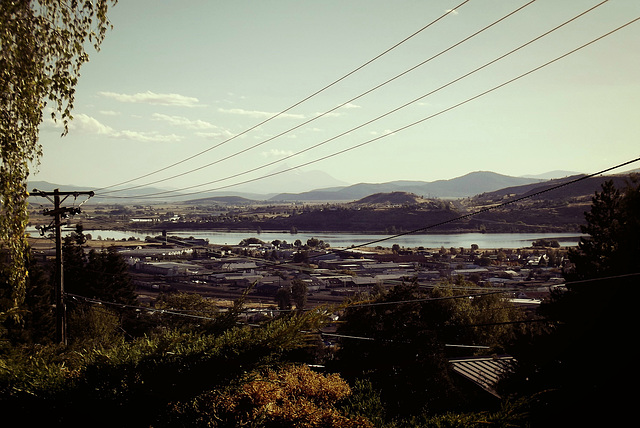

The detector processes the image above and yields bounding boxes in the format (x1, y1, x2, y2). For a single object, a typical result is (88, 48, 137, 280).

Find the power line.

(327, 156, 640, 252)
(97, 156, 638, 278)
(71, 156, 639, 290)
(98, 0, 536, 196)
(209, 155, 637, 269)
(65, 270, 640, 321)
(93, 0, 474, 193)
(103, 6, 633, 201)
(346, 290, 507, 308)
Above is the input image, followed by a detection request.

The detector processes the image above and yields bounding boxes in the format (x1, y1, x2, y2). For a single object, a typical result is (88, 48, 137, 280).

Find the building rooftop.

(449, 355, 516, 398)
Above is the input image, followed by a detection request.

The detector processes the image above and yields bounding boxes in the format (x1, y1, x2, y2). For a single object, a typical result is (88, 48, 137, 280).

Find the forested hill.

(471, 173, 635, 203)
(353, 192, 430, 205)
(269, 171, 545, 201)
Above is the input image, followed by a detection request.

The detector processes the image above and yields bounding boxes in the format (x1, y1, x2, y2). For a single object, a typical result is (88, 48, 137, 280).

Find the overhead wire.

(197, 155, 639, 272)
(51, 155, 639, 287)
(84, 156, 640, 281)
(317, 156, 640, 252)
(44, 5, 637, 290)
(92, 0, 475, 193)
(100, 2, 631, 201)
(97, 0, 537, 196)
(40, 3, 640, 351)
(65, 270, 640, 321)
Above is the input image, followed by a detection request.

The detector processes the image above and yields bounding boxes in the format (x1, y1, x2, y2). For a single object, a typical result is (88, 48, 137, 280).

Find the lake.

(60, 229, 583, 249)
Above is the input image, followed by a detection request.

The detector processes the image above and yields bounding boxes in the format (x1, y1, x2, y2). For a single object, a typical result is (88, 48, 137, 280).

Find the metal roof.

(449, 355, 516, 398)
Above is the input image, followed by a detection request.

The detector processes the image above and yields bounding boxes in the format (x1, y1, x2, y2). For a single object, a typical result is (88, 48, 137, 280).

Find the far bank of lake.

(63, 229, 583, 249)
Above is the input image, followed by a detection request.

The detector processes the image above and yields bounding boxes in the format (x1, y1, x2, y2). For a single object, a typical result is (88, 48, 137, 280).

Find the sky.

(32, 0, 640, 196)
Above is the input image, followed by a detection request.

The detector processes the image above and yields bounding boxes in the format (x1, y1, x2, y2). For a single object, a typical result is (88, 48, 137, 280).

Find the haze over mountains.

(29, 168, 588, 204)
(267, 171, 553, 202)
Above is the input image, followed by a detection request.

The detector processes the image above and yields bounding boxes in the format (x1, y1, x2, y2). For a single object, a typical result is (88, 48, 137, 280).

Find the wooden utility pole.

(31, 188, 94, 345)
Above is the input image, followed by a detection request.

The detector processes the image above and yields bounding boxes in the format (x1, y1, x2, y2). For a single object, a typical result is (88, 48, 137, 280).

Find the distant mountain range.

(29, 169, 598, 204)
(268, 171, 549, 202)
(471, 173, 635, 202)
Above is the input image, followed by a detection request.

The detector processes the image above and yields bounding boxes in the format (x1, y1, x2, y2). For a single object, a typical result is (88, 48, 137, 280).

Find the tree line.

(1, 177, 637, 426)
(2, 3, 638, 424)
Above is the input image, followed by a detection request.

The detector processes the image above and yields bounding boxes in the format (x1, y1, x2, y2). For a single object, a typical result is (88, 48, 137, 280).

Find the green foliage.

(567, 176, 640, 280)
(333, 281, 521, 418)
(428, 282, 520, 354)
(291, 278, 308, 311)
(342, 379, 532, 428)
(239, 237, 265, 246)
(501, 177, 640, 426)
(275, 286, 293, 311)
(0, 309, 329, 426)
(385, 398, 532, 428)
(0, 0, 116, 323)
(63, 239, 137, 306)
(293, 249, 310, 263)
(340, 379, 387, 426)
(531, 238, 559, 248)
(1, 251, 54, 344)
(153, 292, 220, 331)
(151, 286, 256, 337)
(67, 305, 124, 349)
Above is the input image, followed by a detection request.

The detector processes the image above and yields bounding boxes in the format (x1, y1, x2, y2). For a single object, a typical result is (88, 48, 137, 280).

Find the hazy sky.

(33, 0, 640, 196)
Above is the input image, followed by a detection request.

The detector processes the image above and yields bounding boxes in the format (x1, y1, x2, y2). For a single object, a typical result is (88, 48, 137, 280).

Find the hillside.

(269, 171, 544, 202)
(471, 173, 633, 203)
(353, 191, 429, 205)
(29, 170, 573, 205)
(185, 195, 256, 205)
(165, 174, 640, 234)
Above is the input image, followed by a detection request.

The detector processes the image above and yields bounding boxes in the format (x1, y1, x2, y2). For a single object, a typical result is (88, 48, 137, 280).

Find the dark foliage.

(1, 251, 54, 344)
(331, 282, 519, 418)
(63, 238, 137, 307)
(501, 176, 640, 426)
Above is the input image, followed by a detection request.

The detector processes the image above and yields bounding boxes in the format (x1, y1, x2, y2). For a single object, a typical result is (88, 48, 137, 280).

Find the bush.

(169, 365, 371, 427)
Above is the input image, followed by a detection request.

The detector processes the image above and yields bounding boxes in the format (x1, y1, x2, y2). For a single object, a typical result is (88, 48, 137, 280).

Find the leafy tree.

(61, 230, 88, 296)
(63, 243, 137, 307)
(566, 177, 640, 280)
(0, 310, 330, 427)
(293, 249, 309, 264)
(502, 177, 640, 426)
(291, 278, 308, 311)
(153, 292, 220, 333)
(275, 286, 292, 311)
(532, 238, 559, 248)
(476, 254, 492, 266)
(0, 0, 115, 323)
(333, 281, 520, 417)
(1, 250, 54, 344)
(238, 237, 264, 246)
(67, 304, 123, 349)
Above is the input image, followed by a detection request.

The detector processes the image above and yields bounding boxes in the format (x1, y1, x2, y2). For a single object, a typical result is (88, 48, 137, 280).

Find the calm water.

(53, 229, 583, 249)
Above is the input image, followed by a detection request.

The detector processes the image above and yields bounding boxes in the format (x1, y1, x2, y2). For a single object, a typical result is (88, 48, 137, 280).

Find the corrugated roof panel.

(449, 355, 516, 398)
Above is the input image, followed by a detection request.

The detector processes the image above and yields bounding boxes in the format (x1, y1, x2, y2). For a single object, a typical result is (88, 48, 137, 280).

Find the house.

(134, 261, 202, 276)
(450, 267, 489, 278)
(221, 261, 258, 271)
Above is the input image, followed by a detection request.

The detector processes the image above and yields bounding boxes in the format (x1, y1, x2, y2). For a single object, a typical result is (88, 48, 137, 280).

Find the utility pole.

(31, 188, 94, 345)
